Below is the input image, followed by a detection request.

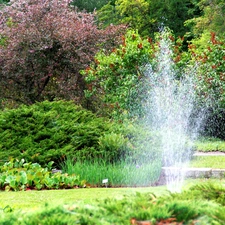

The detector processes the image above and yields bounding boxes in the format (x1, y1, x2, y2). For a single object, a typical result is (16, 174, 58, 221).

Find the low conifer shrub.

(0, 101, 130, 166)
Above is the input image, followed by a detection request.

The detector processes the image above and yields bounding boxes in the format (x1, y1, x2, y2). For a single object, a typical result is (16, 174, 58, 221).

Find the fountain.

(144, 31, 205, 192)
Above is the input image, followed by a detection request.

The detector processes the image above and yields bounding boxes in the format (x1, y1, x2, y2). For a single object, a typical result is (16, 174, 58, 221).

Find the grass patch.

(1, 180, 225, 224)
(60, 159, 162, 187)
(195, 137, 225, 152)
(0, 187, 166, 212)
(190, 156, 225, 168)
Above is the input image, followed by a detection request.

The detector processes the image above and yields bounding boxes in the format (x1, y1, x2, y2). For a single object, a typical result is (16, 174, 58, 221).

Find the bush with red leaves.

(0, 0, 125, 105)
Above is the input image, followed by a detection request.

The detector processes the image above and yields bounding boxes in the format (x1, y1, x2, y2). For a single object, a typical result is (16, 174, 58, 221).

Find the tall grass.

(60, 159, 162, 187)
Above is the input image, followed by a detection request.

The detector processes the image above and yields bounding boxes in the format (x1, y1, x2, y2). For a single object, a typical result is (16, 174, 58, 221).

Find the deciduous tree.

(0, 0, 125, 105)
(185, 0, 225, 39)
(188, 32, 225, 138)
(81, 30, 156, 119)
(71, 0, 110, 12)
(97, 0, 197, 38)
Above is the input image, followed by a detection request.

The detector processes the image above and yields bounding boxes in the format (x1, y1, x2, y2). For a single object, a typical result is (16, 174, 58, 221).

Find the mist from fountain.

(144, 33, 205, 192)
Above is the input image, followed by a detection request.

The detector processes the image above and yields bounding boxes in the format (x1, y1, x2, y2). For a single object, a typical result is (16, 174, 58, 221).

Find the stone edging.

(161, 167, 225, 179)
(193, 151, 225, 156)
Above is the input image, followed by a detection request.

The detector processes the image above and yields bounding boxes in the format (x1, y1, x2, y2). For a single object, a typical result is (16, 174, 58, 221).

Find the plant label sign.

(102, 179, 108, 184)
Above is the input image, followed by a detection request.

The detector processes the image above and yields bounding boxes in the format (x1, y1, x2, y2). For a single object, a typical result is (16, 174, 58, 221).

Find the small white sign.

(102, 178, 108, 184)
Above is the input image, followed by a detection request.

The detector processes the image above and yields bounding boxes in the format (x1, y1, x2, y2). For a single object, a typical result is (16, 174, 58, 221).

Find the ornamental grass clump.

(60, 158, 162, 187)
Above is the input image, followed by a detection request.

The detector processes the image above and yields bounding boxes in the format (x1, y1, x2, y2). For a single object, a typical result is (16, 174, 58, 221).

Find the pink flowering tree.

(0, 0, 125, 105)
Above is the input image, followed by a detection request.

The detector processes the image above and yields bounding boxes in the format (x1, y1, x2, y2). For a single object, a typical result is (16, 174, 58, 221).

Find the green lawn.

(190, 156, 225, 168)
(1, 179, 225, 225)
(0, 186, 167, 212)
(195, 137, 225, 152)
(1, 176, 224, 214)
(190, 136, 225, 168)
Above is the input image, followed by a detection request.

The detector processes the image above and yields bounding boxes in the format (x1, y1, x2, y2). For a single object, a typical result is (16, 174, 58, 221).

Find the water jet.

(144, 31, 204, 192)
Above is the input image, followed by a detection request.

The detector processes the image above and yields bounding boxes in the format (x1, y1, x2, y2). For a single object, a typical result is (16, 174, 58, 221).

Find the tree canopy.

(0, 0, 225, 124)
(185, 0, 225, 39)
(0, 0, 125, 105)
(97, 0, 200, 38)
(71, 0, 110, 12)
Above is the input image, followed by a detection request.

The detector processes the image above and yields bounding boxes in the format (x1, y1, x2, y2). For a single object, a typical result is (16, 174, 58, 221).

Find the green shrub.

(98, 133, 128, 162)
(81, 30, 156, 120)
(0, 100, 163, 167)
(188, 182, 225, 206)
(0, 100, 136, 166)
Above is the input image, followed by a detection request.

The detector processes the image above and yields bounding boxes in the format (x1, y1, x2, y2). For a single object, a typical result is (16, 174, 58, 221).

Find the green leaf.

(19, 171, 27, 185)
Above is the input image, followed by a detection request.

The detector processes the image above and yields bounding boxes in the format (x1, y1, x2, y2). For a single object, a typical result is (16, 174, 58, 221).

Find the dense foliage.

(97, 0, 199, 38)
(185, 0, 225, 39)
(0, 0, 125, 105)
(1, 0, 224, 123)
(96, 0, 224, 42)
(82, 30, 156, 118)
(0, 101, 132, 165)
(0, 159, 84, 191)
(188, 32, 225, 138)
(190, 33, 225, 108)
(71, 0, 109, 12)
(0, 0, 9, 6)
(0, 0, 225, 188)
(82, 29, 193, 119)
